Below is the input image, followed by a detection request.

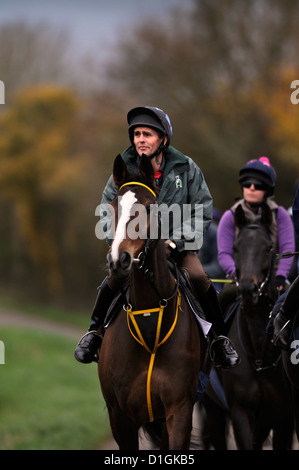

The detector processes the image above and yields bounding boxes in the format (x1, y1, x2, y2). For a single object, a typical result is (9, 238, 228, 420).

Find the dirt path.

(0, 308, 84, 340)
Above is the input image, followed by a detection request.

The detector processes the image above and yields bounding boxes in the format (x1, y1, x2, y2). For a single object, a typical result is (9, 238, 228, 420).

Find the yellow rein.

(126, 290, 181, 422)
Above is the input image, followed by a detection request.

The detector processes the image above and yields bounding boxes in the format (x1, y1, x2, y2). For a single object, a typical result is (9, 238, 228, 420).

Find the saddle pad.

(129, 309, 162, 352)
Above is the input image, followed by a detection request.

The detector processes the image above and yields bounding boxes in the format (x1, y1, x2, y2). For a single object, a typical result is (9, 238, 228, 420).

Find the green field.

(0, 325, 111, 450)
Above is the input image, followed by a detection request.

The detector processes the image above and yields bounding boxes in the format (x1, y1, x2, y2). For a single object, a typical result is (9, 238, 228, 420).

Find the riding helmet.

(127, 106, 172, 146)
(238, 157, 276, 195)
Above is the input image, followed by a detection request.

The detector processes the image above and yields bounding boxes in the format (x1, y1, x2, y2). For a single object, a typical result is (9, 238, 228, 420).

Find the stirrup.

(78, 330, 103, 343)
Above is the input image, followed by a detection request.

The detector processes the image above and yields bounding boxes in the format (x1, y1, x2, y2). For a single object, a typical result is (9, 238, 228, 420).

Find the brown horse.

(98, 155, 207, 450)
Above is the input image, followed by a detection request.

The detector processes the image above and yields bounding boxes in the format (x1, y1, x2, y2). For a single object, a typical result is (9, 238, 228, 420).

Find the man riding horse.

(74, 106, 239, 369)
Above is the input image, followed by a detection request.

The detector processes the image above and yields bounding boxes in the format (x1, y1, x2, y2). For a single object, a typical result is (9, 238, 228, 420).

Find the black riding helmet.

(127, 106, 173, 147)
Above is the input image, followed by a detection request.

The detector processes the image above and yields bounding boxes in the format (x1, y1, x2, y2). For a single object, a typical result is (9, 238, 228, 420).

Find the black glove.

(275, 275, 285, 290)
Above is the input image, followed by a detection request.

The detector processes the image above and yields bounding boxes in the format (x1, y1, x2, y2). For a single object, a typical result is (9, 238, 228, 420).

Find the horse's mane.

(234, 203, 273, 231)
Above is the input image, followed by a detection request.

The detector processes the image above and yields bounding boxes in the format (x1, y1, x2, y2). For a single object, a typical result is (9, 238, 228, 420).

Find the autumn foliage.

(0, 0, 299, 309)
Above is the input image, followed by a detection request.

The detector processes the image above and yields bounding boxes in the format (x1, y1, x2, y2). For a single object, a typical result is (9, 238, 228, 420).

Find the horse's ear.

(234, 204, 247, 228)
(113, 154, 129, 187)
(139, 155, 155, 188)
(261, 203, 273, 228)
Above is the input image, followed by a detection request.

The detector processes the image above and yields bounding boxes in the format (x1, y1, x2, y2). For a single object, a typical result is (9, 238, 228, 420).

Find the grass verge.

(0, 326, 111, 450)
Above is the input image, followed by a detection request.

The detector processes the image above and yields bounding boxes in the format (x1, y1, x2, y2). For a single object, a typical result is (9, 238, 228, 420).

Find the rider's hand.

(164, 240, 176, 258)
(275, 275, 285, 291)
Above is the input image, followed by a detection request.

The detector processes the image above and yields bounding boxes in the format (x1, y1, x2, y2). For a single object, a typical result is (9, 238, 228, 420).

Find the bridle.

(118, 180, 158, 265)
(117, 181, 179, 305)
(119, 181, 157, 199)
(116, 181, 180, 422)
(234, 224, 282, 373)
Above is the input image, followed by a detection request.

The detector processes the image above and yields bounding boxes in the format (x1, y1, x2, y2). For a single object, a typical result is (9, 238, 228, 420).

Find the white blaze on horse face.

(111, 190, 137, 262)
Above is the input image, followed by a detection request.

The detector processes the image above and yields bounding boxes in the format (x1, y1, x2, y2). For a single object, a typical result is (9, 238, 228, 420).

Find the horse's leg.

(199, 396, 228, 450)
(107, 404, 139, 450)
(294, 387, 299, 441)
(230, 406, 254, 450)
(165, 402, 194, 450)
(252, 422, 270, 450)
(272, 415, 294, 450)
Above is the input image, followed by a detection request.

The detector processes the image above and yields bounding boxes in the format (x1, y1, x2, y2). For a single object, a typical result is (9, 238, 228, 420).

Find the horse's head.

(106, 154, 158, 279)
(233, 204, 275, 306)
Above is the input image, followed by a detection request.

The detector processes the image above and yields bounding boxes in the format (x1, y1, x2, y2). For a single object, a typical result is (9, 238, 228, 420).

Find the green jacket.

(100, 146, 213, 252)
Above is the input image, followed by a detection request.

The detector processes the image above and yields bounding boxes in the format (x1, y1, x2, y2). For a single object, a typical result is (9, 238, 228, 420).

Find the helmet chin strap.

(141, 138, 167, 163)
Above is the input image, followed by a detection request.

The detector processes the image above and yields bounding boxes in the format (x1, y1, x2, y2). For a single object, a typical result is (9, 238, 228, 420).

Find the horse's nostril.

(106, 252, 113, 268)
(119, 250, 131, 268)
(106, 250, 132, 279)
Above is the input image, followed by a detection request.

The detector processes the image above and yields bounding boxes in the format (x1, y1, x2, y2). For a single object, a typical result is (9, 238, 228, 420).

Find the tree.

(0, 86, 86, 297)
(0, 21, 84, 104)
(102, 0, 299, 209)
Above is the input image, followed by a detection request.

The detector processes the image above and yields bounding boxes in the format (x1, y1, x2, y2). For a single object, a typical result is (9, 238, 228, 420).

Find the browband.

(119, 181, 157, 199)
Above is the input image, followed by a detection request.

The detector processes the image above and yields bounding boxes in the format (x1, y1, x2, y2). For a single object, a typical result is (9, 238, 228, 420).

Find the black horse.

(201, 204, 294, 450)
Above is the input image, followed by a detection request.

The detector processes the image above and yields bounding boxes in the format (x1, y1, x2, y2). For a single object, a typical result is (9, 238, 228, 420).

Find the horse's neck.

(239, 299, 273, 355)
(130, 240, 175, 309)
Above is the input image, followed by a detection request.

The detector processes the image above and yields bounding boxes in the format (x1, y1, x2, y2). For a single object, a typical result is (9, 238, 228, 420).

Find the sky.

(0, 0, 192, 59)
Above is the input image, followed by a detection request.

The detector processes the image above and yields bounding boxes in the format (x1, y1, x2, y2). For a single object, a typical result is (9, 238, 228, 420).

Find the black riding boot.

(199, 283, 240, 369)
(272, 276, 299, 350)
(74, 278, 116, 364)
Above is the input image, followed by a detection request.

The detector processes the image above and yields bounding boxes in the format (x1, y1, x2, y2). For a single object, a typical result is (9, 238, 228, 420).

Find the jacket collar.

(122, 145, 189, 174)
